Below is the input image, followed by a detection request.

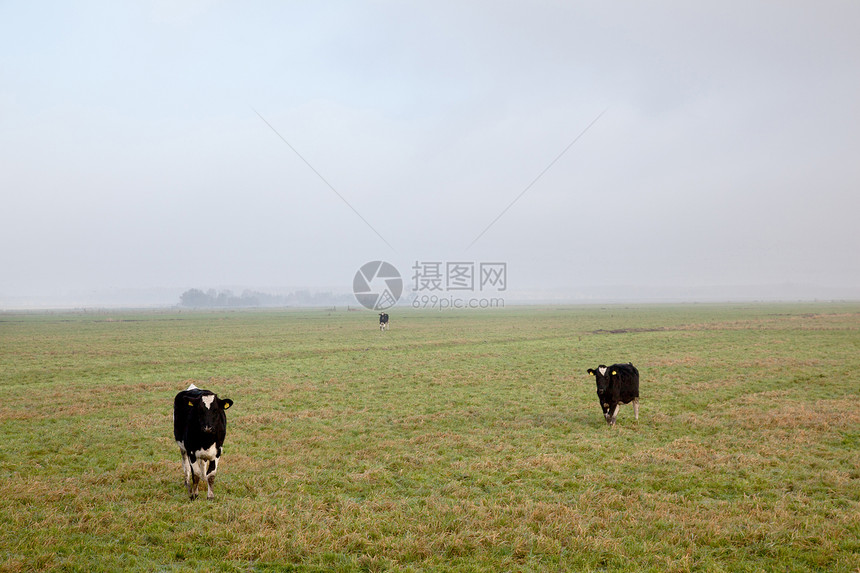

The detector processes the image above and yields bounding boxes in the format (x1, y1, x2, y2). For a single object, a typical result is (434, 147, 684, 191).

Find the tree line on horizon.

(179, 288, 353, 308)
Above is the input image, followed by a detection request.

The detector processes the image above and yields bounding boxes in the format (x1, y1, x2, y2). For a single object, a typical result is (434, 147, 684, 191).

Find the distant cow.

(586, 363, 639, 425)
(379, 312, 389, 331)
(173, 384, 234, 500)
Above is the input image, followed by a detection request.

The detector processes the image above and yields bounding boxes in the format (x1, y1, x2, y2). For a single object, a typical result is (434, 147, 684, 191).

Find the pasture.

(1, 303, 858, 572)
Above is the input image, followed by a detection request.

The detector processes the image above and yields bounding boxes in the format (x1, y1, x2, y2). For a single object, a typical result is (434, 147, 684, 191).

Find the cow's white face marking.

(598, 367, 607, 376)
(202, 395, 215, 409)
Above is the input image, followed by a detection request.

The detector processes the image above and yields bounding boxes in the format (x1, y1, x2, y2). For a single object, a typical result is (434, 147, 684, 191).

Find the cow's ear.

(222, 399, 233, 410)
(587, 369, 594, 376)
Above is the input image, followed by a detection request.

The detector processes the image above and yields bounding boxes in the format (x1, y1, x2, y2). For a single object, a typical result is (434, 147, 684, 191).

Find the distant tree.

(180, 289, 211, 307)
(179, 287, 350, 308)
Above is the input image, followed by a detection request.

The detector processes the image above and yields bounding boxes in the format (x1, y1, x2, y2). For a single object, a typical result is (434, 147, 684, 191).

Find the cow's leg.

(179, 448, 191, 491)
(205, 457, 218, 500)
(188, 454, 202, 500)
(609, 404, 620, 426)
(182, 455, 195, 498)
(633, 397, 640, 420)
(190, 471, 200, 499)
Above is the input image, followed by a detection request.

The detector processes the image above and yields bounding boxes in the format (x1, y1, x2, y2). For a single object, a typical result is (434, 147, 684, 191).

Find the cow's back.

(173, 390, 192, 442)
(610, 363, 639, 403)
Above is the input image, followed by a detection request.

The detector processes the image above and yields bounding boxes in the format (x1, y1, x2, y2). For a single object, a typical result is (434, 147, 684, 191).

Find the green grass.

(1, 303, 858, 572)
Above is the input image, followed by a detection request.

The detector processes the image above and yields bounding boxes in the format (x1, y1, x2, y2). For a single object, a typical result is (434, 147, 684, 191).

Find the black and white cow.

(173, 383, 233, 500)
(379, 312, 389, 331)
(586, 363, 639, 425)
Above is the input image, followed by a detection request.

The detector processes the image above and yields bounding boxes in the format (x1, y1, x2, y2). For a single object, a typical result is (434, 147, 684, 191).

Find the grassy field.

(0, 303, 858, 572)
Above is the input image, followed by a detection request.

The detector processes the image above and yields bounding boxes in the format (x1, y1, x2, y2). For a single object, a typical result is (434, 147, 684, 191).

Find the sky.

(2, 1, 859, 306)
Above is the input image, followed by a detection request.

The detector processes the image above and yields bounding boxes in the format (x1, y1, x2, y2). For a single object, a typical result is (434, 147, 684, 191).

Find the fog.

(2, 1, 859, 307)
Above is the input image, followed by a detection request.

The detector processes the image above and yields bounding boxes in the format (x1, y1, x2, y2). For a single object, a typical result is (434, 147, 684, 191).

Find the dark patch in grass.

(592, 327, 667, 334)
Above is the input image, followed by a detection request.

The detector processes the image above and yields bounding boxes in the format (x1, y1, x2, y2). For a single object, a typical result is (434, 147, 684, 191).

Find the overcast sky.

(2, 1, 859, 305)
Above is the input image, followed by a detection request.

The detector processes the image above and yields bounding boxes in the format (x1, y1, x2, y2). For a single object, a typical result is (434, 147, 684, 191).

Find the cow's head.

(587, 365, 614, 416)
(587, 365, 611, 390)
(186, 392, 233, 434)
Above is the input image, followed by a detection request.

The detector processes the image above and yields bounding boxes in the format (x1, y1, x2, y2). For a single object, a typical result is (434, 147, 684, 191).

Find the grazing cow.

(586, 363, 639, 425)
(173, 383, 233, 500)
(379, 312, 389, 331)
